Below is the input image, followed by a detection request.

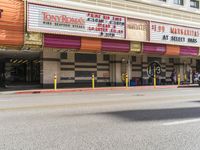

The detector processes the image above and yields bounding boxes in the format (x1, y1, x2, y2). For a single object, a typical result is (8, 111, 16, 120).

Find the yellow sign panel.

(24, 32, 43, 46)
(130, 42, 141, 52)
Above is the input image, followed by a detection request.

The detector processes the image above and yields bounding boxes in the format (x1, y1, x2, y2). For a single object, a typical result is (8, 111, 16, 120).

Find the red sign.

(42, 12, 85, 26)
(0, 9, 3, 18)
(0, 0, 24, 46)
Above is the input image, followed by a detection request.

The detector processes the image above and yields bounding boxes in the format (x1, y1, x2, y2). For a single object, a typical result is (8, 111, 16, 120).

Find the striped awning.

(102, 39, 130, 52)
(165, 45, 180, 56)
(143, 43, 166, 54)
(180, 46, 199, 56)
(44, 34, 81, 49)
(80, 37, 101, 52)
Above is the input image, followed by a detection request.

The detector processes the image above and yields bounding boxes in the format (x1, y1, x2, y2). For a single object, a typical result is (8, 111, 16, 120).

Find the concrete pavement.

(0, 88, 200, 150)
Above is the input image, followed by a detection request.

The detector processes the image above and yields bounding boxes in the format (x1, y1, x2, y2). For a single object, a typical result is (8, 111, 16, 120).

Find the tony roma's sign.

(150, 21, 200, 47)
(27, 3, 125, 39)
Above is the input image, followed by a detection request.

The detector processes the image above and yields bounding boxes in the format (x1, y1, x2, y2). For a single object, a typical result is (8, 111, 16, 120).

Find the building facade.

(0, 0, 200, 88)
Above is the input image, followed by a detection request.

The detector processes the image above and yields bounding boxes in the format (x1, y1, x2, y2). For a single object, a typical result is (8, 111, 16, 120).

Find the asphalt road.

(0, 88, 200, 150)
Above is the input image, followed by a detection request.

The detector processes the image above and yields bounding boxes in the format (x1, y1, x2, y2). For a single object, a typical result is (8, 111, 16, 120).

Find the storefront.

(148, 21, 199, 85)
(25, 0, 200, 87)
(27, 1, 129, 87)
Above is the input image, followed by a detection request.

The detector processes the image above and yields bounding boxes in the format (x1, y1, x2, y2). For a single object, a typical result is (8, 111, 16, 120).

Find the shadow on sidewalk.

(0, 84, 42, 92)
(99, 106, 200, 122)
(178, 84, 200, 88)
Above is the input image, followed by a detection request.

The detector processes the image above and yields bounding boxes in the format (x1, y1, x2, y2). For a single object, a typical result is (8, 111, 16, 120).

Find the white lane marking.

(163, 118, 200, 126)
(0, 99, 12, 102)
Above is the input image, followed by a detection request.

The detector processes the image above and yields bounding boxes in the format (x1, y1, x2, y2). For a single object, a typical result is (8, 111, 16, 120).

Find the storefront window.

(174, 0, 184, 5)
(190, 0, 199, 8)
(4, 59, 40, 85)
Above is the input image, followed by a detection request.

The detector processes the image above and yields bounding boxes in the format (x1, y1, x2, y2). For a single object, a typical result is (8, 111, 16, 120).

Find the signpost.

(147, 62, 161, 78)
(147, 62, 161, 87)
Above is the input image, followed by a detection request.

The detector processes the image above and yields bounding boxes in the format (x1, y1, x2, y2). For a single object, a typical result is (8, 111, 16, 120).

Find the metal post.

(128, 58, 131, 87)
(184, 73, 187, 83)
(125, 73, 128, 88)
(178, 73, 181, 87)
(92, 73, 95, 89)
(154, 66, 156, 88)
(54, 73, 57, 90)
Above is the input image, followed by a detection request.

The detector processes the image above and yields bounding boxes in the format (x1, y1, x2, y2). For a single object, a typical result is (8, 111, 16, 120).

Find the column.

(41, 49, 60, 88)
(127, 56, 132, 86)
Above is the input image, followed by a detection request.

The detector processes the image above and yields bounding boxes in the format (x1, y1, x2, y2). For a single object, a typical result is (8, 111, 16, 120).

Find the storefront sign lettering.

(127, 23, 147, 31)
(0, 9, 3, 18)
(87, 13, 124, 38)
(162, 35, 197, 43)
(28, 3, 125, 39)
(42, 12, 85, 25)
(150, 22, 200, 46)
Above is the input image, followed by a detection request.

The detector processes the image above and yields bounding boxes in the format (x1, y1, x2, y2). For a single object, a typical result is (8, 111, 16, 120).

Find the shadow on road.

(100, 107, 200, 122)
(179, 85, 199, 88)
(192, 101, 200, 103)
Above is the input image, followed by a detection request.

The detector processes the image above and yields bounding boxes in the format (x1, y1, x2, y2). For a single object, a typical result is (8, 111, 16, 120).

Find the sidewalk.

(0, 85, 178, 95)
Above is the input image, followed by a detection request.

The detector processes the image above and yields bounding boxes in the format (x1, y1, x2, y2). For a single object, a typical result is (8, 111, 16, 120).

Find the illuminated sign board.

(27, 3, 126, 39)
(150, 21, 200, 47)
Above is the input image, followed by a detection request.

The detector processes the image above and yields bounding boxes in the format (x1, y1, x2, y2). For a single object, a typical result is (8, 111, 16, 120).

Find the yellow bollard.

(92, 73, 95, 89)
(154, 66, 156, 88)
(125, 73, 128, 88)
(54, 73, 57, 90)
(178, 74, 181, 87)
(184, 73, 187, 82)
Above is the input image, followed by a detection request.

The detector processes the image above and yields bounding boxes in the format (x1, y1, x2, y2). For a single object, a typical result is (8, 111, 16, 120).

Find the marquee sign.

(27, 3, 125, 39)
(126, 18, 148, 42)
(150, 22, 200, 47)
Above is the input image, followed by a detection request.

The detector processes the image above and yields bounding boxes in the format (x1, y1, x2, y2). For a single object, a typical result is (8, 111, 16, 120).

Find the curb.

(14, 85, 178, 95)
